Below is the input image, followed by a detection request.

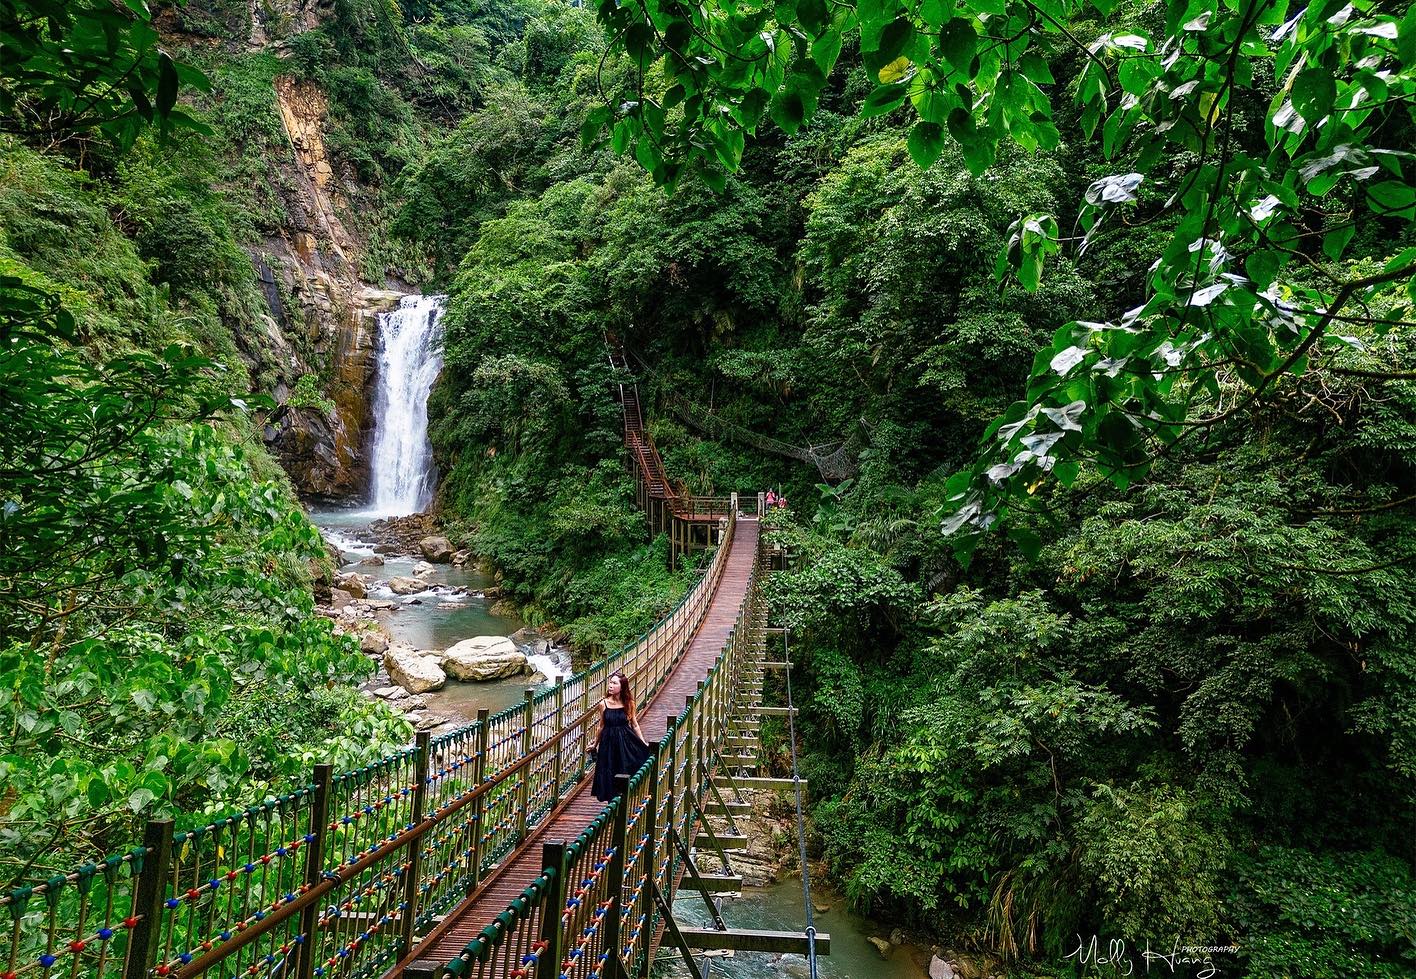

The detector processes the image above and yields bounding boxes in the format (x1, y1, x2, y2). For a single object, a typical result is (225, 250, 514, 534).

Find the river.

(660, 881, 929, 979)
(315, 508, 570, 724)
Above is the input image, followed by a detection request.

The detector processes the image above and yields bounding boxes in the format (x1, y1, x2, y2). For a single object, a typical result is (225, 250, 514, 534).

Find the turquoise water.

(312, 513, 917, 973)
(312, 508, 523, 649)
(310, 509, 567, 725)
(655, 881, 928, 979)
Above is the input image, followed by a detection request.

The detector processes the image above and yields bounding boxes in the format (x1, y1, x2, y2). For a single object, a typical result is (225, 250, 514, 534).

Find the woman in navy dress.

(590, 671, 651, 801)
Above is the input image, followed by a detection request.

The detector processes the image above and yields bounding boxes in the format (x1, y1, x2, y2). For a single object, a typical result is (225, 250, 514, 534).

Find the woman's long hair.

(610, 670, 636, 725)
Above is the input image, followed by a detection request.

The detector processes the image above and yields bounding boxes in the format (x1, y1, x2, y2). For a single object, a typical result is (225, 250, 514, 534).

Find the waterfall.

(367, 295, 446, 515)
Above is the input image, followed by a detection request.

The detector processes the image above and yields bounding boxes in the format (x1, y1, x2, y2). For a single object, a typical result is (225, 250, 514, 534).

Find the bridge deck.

(396, 518, 761, 975)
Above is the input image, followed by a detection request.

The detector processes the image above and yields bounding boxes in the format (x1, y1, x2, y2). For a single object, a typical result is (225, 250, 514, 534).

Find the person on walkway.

(765, 489, 777, 509)
(590, 670, 651, 801)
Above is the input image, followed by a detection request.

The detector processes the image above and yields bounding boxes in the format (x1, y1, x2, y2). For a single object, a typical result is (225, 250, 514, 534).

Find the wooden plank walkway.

(394, 518, 761, 975)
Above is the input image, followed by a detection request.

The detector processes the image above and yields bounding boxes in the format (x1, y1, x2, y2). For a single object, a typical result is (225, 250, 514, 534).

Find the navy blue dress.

(593, 705, 650, 801)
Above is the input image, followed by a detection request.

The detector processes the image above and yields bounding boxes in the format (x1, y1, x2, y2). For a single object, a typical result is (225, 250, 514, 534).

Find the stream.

(659, 881, 929, 979)
(315, 509, 571, 725)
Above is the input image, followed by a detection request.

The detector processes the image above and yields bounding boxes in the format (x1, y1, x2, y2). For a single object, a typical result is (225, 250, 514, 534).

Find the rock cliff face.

(256, 73, 399, 502)
(162, 0, 409, 503)
(248, 0, 336, 51)
(262, 404, 359, 502)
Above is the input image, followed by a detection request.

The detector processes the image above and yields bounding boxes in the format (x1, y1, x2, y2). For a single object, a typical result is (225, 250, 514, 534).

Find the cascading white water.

(367, 295, 446, 515)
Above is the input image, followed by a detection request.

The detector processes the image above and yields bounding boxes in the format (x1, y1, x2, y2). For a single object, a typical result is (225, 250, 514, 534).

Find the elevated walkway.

(397, 518, 761, 977)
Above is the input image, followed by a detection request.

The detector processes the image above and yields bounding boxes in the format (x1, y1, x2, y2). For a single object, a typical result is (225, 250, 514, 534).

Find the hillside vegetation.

(2, 0, 1414, 976)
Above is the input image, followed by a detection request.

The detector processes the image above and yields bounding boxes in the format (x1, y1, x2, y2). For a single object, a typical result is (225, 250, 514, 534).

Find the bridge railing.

(1, 516, 741, 979)
(441, 531, 765, 979)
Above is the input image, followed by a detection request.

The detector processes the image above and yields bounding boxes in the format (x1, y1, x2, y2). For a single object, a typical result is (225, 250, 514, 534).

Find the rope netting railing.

(440, 531, 764, 979)
(1, 514, 744, 979)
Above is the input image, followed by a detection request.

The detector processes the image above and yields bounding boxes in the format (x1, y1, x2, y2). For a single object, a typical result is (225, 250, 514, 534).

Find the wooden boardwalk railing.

(609, 346, 754, 565)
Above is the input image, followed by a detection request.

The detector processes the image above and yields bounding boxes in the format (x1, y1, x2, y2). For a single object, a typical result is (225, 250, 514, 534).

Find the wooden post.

(399, 730, 432, 956)
(536, 841, 568, 979)
(517, 689, 534, 842)
(683, 694, 697, 828)
(123, 818, 174, 979)
(638, 745, 661, 978)
(553, 676, 566, 803)
(664, 714, 679, 899)
(605, 775, 631, 979)
(467, 708, 490, 894)
(295, 765, 333, 979)
(580, 675, 593, 781)
(694, 682, 707, 799)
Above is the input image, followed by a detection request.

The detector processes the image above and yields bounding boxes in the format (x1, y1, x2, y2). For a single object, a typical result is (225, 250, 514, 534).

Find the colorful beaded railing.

(1, 513, 743, 979)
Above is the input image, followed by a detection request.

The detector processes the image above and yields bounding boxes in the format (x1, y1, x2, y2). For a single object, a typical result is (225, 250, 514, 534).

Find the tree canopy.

(587, 0, 1416, 559)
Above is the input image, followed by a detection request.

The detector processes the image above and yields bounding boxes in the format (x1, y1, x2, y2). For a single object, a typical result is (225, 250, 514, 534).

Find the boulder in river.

(358, 555, 385, 567)
(868, 936, 893, 959)
(509, 627, 550, 658)
(412, 561, 437, 578)
(335, 573, 367, 599)
(360, 630, 390, 655)
(443, 636, 528, 681)
(389, 575, 431, 595)
(420, 536, 455, 562)
(452, 549, 471, 565)
(930, 956, 957, 979)
(384, 645, 446, 693)
(374, 543, 401, 555)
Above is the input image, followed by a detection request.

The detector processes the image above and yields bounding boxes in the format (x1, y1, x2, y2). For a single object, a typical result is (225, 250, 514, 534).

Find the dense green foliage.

(0, 0, 410, 883)
(586, 0, 1416, 565)
(0, 0, 210, 148)
(2, 0, 1413, 975)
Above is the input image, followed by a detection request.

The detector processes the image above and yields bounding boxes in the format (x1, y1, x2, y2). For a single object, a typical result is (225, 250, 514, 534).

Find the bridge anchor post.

(517, 689, 534, 843)
(399, 730, 432, 957)
(295, 764, 333, 979)
(536, 841, 567, 979)
(122, 818, 173, 979)
(605, 773, 631, 979)
(467, 708, 490, 895)
(637, 743, 661, 979)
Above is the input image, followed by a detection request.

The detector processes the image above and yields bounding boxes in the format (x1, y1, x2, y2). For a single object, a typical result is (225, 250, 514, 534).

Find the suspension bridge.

(1, 362, 823, 979)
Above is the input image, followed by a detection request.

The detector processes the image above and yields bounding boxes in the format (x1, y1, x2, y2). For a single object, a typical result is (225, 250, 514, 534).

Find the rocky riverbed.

(695, 789, 803, 887)
(312, 508, 570, 735)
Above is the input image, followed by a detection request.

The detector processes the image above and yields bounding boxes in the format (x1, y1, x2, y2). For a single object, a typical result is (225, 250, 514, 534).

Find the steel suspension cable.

(782, 629, 819, 979)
